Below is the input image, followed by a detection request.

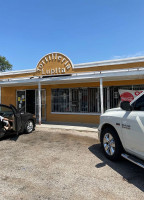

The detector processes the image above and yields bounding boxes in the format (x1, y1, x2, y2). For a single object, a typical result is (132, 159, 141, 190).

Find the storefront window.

(51, 88, 99, 113)
(51, 89, 69, 112)
(52, 85, 144, 114)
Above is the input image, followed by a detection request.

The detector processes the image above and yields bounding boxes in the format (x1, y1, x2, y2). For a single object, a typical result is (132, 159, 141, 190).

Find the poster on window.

(119, 89, 144, 102)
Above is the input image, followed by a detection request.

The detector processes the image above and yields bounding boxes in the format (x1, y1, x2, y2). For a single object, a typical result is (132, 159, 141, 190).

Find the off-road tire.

(100, 127, 123, 161)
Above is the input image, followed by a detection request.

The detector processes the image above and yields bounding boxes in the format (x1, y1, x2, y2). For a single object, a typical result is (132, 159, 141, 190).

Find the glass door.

(17, 90, 26, 112)
(17, 89, 46, 121)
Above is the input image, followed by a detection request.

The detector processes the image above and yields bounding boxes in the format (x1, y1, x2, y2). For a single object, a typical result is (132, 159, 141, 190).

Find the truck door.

(14, 113, 22, 132)
(10, 105, 22, 132)
(122, 94, 144, 158)
(0, 105, 14, 131)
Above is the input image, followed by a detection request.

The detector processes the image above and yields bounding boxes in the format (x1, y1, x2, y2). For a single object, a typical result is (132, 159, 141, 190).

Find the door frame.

(16, 89, 46, 121)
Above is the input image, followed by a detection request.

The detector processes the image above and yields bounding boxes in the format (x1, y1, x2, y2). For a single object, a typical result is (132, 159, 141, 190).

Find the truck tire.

(25, 120, 34, 134)
(100, 127, 123, 161)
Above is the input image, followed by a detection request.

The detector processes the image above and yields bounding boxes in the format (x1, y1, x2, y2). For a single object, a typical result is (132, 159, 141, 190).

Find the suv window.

(132, 94, 144, 111)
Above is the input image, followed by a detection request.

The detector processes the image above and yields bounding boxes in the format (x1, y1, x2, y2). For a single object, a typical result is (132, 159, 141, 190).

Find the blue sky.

(0, 0, 144, 71)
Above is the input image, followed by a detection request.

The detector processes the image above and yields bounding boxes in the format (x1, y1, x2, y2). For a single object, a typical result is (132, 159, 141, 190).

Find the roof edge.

(0, 69, 36, 76)
(74, 56, 144, 68)
(1, 56, 144, 76)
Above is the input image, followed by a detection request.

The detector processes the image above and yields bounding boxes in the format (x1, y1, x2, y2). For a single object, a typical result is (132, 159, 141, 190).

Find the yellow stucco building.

(1, 52, 144, 124)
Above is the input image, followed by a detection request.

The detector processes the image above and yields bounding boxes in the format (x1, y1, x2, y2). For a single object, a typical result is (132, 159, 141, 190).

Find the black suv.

(0, 104, 36, 138)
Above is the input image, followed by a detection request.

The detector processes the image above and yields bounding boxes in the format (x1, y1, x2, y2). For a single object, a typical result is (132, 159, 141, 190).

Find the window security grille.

(51, 84, 144, 114)
(51, 88, 100, 113)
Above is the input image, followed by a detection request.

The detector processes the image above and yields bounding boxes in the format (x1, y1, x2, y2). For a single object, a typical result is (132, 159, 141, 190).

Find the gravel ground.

(0, 127, 143, 200)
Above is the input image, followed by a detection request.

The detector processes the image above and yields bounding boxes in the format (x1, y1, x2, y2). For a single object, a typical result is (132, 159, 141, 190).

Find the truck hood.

(105, 107, 122, 113)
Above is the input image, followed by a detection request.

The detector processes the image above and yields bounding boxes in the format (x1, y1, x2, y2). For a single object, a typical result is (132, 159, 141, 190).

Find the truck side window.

(132, 94, 144, 111)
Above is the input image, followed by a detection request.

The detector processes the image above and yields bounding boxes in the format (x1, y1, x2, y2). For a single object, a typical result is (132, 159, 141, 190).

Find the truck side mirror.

(120, 101, 132, 111)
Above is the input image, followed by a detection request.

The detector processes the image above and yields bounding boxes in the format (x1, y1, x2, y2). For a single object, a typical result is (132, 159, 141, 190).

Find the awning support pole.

(100, 78, 104, 114)
(38, 82, 41, 125)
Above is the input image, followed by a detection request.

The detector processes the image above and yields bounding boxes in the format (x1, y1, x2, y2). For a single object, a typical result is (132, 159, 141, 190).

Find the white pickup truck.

(98, 91, 144, 168)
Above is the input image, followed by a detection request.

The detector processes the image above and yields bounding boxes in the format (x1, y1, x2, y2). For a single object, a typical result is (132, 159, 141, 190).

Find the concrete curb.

(36, 124, 98, 132)
(36, 124, 99, 140)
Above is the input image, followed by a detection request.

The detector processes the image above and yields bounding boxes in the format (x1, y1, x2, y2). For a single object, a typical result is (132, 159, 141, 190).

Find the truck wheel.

(100, 127, 123, 161)
(25, 120, 34, 133)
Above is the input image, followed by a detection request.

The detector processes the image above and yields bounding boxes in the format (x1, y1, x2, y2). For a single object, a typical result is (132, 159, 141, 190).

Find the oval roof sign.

(36, 52, 74, 76)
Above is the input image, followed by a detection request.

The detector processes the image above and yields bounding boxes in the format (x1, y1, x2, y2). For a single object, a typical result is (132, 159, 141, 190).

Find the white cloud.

(111, 51, 144, 60)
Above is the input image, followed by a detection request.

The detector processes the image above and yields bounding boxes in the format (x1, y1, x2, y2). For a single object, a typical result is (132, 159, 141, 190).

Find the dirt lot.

(0, 127, 144, 200)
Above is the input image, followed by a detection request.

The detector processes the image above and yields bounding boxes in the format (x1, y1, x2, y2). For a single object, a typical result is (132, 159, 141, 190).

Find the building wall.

(2, 78, 144, 124)
(1, 82, 101, 124)
(1, 87, 16, 106)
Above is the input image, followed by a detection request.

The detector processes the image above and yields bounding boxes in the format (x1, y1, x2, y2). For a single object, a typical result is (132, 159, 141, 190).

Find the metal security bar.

(51, 87, 101, 113)
(51, 84, 144, 114)
(88, 88, 99, 113)
(51, 89, 69, 112)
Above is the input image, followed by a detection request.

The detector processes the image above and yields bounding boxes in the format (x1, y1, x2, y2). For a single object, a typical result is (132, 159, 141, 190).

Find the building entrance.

(26, 90, 35, 114)
(17, 89, 46, 121)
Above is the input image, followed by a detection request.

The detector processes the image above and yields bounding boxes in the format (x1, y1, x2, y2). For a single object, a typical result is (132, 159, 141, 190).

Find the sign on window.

(119, 89, 143, 102)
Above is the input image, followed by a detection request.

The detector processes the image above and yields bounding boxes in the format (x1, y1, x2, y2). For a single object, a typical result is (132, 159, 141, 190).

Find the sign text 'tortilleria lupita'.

(36, 52, 74, 76)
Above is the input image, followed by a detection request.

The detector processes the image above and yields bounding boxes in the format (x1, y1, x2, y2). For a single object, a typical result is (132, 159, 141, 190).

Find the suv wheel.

(100, 127, 123, 161)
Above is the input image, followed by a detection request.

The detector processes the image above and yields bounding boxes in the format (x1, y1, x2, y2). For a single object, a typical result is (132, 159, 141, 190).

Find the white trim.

(100, 78, 104, 114)
(1, 67, 144, 86)
(1, 67, 143, 80)
(38, 82, 41, 125)
(51, 112, 101, 115)
(74, 56, 144, 69)
(35, 89, 47, 121)
(1, 56, 144, 76)
(0, 69, 35, 76)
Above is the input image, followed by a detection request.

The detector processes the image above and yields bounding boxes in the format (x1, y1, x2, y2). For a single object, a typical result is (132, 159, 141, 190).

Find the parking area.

(0, 126, 144, 200)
